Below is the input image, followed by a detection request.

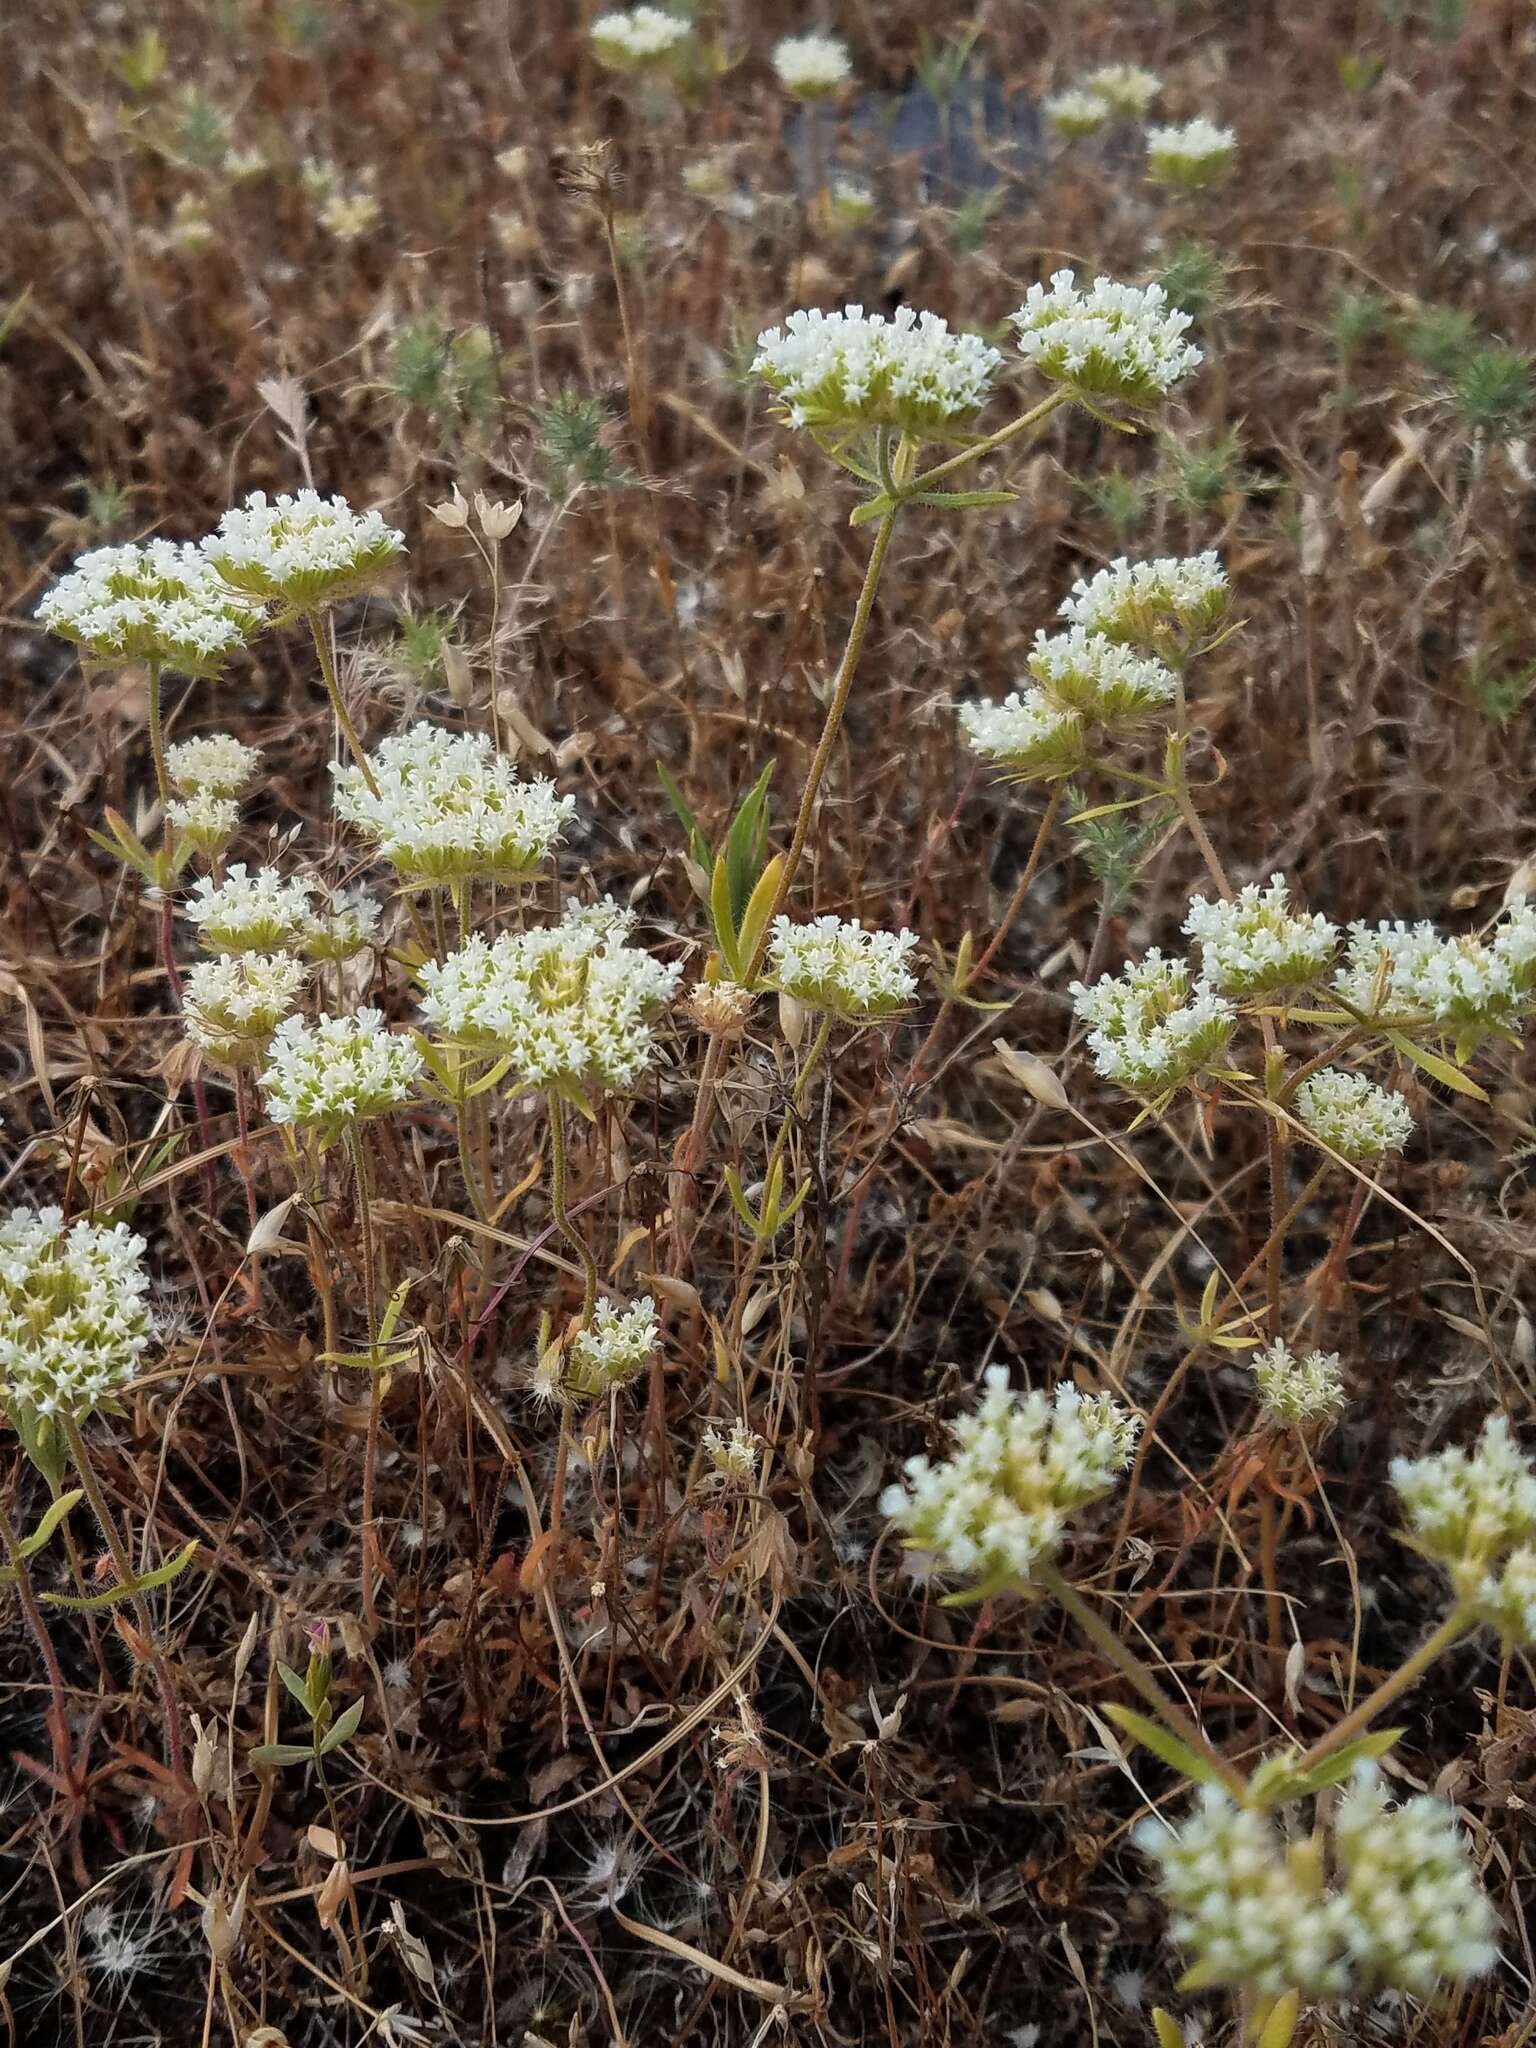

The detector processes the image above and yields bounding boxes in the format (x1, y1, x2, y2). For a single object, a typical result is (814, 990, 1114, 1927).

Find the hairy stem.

(548, 1092, 599, 1325)
(307, 611, 376, 790)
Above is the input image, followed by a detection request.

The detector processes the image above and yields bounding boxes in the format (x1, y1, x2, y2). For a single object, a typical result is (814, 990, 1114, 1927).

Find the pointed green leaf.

(910, 487, 1018, 511)
(249, 1741, 316, 1767)
(14, 1490, 84, 1560)
(849, 493, 897, 527)
(656, 761, 710, 869)
(1381, 1029, 1488, 1101)
(1101, 1705, 1228, 1789)
(40, 1538, 199, 1610)
(318, 1694, 365, 1755)
(1256, 1989, 1301, 2048)
(723, 763, 774, 926)
(1291, 1727, 1405, 1793)
(722, 1166, 764, 1238)
(1151, 2011, 1187, 2048)
(710, 854, 741, 976)
(735, 855, 784, 980)
(278, 1661, 313, 1710)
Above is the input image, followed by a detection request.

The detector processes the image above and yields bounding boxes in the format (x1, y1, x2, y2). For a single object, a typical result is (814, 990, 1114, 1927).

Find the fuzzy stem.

(548, 1092, 599, 1325)
(347, 1127, 384, 1635)
(145, 657, 171, 808)
(906, 388, 1071, 495)
(1297, 1607, 1474, 1771)
(307, 611, 377, 791)
(0, 1494, 76, 1784)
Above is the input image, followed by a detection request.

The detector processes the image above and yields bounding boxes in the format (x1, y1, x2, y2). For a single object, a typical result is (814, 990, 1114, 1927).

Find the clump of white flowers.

(1058, 552, 1230, 657)
(1332, 1766, 1499, 1994)
(1044, 88, 1111, 138)
(1295, 1069, 1414, 1163)
(1147, 117, 1237, 190)
(591, 5, 690, 70)
(186, 864, 317, 953)
(183, 952, 308, 1069)
(768, 916, 918, 1021)
(1072, 951, 1236, 1099)
(537, 1297, 660, 1404)
(203, 489, 404, 613)
(772, 31, 851, 98)
(1250, 1341, 1346, 1429)
(1083, 63, 1160, 116)
(1477, 1543, 1536, 1647)
(1013, 271, 1201, 406)
(418, 902, 680, 1099)
(958, 690, 1085, 783)
(37, 541, 257, 677)
(881, 1368, 1139, 1589)
(332, 723, 574, 886)
(0, 1207, 153, 1430)
(1333, 911, 1536, 1037)
(165, 733, 263, 798)
(304, 886, 381, 963)
(317, 185, 382, 244)
(167, 790, 240, 860)
(1183, 875, 1339, 996)
(1391, 1414, 1536, 1625)
(703, 1417, 760, 1487)
(752, 305, 1002, 437)
(260, 1009, 423, 1138)
(1026, 626, 1177, 728)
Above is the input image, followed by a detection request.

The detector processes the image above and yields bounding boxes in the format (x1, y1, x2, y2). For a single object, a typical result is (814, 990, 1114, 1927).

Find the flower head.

(1027, 626, 1177, 728)
(566, 1296, 659, 1398)
(703, 1418, 760, 1487)
(165, 733, 264, 797)
(259, 1009, 423, 1138)
(881, 1367, 1139, 1588)
(183, 952, 308, 1069)
(1333, 912, 1536, 1034)
(318, 187, 382, 242)
(768, 916, 918, 1021)
(37, 541, 257, 677)
(1333, 1765, 1499, 1995)
(1147, 117, 1237, 189)
(1084, 64, 1160, 116)
(304, 886, 382, 963)
(772, 31, 851, 98)
(418, 901, 680, 1098)
(1071, 951, 1236, 1098)
(332, 723, 574, 886)
(1295, 1069, 1414, 1163)
(959, 689, 1086, 782)
(1250, 1341, 1346, 1430)
(1183, 874, 1338, 996)
(591, 5, 690, 70)
(203, 490, 404, 612)
(1057, 552, 1229, 656)
(167, 790, 241, 860)
(1013, 271, 1201, 406)
(1044, 88, 1111, 138)
(1475, 1543, 1536, 1647)
(1391, 1414, 1536, 1589)
(752, 305, 1001, 436)
(0, 1207, 153, 1430)
(185, 864, 317, 953)
(684, 978, 756, 1039)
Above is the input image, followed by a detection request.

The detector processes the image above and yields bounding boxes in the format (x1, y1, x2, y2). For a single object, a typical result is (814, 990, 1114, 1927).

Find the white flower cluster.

(186, 864, 317, 953)
(1391, 1415, 1536, 1635)
(203, 489, 404, 612)
(1058, 552, 1229, 654)
(753, 305, 1002, 437)
(183, 952, 308, 1069)
(332, 723, 575, 886)
(685, 978, 756, 1039)
(1183, 875, 1339, 996)
(772, 31, 851, 98)
(768, 916, 918, 1020)
(1250, 1341, 1346, 1429)
(1147, 117, 1237, 188)
(591, 5, 690, 68)
(318, 187, 382, 243)
(165, 733, 263, 797)
(703, 1417, 760, 1486)
(0, 1207, 152, 1426)
(167, 790, 240, 859)
(1138, 1764, 1497, 2001)
(37, 540, 256, 677)
(1295, 1068, 1414, 1163)
(1478, 1542, 1536, 1647)
(1043, 88, 1111, 138)
(1012, 271, 1201, 405)
(1027, 626, 1177, 727)
(418, 902, 680, 1096)
(304, 886, 382, 963)
(958, 690, 1085, 782)
(1071, 951, 1236, 1099)
(1083, 63, 1161, 115)
(260, 1009, 423, 1136)
(880, 1367, 1139, 1587)
(1333, 909, 1536, 1035)
(565, 1296, 660, 1398)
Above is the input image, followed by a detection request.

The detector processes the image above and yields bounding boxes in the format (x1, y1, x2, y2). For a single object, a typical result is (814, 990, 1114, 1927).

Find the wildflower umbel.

(1057, 552, 1230, 656)
(203, 489, 405, 613)
(1333, 910, 1536, 1036)
(772, 31, 851, 98)
(768, 916, 918, 1020)
(1027, 626, 1177, 728)
(0, 1207, 153, 1429)
(1147, 118, 1237, 190)
(418, 901, 680, 1098)
(752, 305, 1002, 437)
(304, 886, 382, 963)
(959, 690, 1085, 782)
(1249, 1342, 1346, 1429)
(260, 1009, 423, 1138)
(881, 1367, 1139, 1589)
(703, 1418, 760, 1486)
(1332, 1765, 1499, 1994)
(590, 5, 690, 70)
(1071, 951, 1236, 1098)
(185, 864, 317, 954)
(1044, 88, 1111, 138)
(566, 1297, 660, 1398)
(167, 790, 240, 860)
(1295, 1069, 1414, 1163)
(1013, 271, 1201, 406)
(165, 733, 264, 798)
(183, 952, 308, 1069)
(1083, 64, 1160, 116)
(1390, 1414, 1536, 1598)
(1183, 874, 1339, 996)
(37, 541, 256, 677)
(332, 723, 575, 886)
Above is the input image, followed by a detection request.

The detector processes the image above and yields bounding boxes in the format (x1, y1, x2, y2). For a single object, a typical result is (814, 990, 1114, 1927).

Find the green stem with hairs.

(1296, 1606, 1475, 1772)
(307, 611, 377, 791)
(145, 656, 171, 808)
(548, 1092, 599, 1326)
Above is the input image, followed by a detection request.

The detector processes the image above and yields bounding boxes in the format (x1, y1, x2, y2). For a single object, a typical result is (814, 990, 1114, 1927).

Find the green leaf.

(278, 1661, 313, 1711)
(723, 762, 774, 927)
(849, 493, 897, 527)
(909, 487, 1018, 511)
(710, 854, 741, 976)
(40, 1538, 198, 1610)
(722, 1166, 764, 1238)
(656, 761, 710, 870)
(13, 1490, 84, 1560)
(249, 1741, 316, 1767)
(1381, 1029, 1488, 1101)
(1291, 1726, 1405, 1793)
(735, 855, 784, 982)
(318, 1694, 365, 1755)
(464, 1055, 512, 1099)
(1256, 1989, 1301, 2048)
(1102, 1705, 1229, 1789)
(1151, 2011, 1187, 2048)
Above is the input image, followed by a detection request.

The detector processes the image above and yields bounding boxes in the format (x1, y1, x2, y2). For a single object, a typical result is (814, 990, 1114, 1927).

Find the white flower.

(772, 31, 851, 98)
(768, 916, 918, 1020)
(1044, 89, 1111, 138)
(1391, 1414, 1536, 1589)
(752, 304, 1001, 435)
(1295, 1069, 1414, 1163)
(169, 197, 215, 252)
(684, 978, 756, 1038)
(259, 1009, 423, 1137)
(1013, 270, 1201, 405)
(203, 489, 404, 612)
(591, 5, 690, 70)
(1071, 951, 1236, 1098)
(1333, 1765, 1498, 1995)
(37, 541, 257, 677)
(418, 901, 680, 1097)
(1147, 117, 1237, 189)
(183, 952, 308, 1068)
(318, 188, 382, 242)
(1476, 1543, 1536, 1646)
(1084, 64, 1160, 116)
(1250, 1341, 1346, 1429)
(1027, 626, 1177, 727)
(1332, 912, 1536, 1034)
(565, 1296, 660, 1397)
(1183, 875, 1338, 996)
(167, 790, 241, 859)
(304, 886, 382, 963)
(703, 1418, 760, 1486)
(959, 688, 1086, 781)
(1057, 552, 1229, 655)
(185, 864, 317, 953)
(332, 723, 574, 886)
(827, 180, 875, 228)
(165, 733, 263, 798)
(881, 1368, 1139, 1587)
(0, 1207, 153, 1428)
